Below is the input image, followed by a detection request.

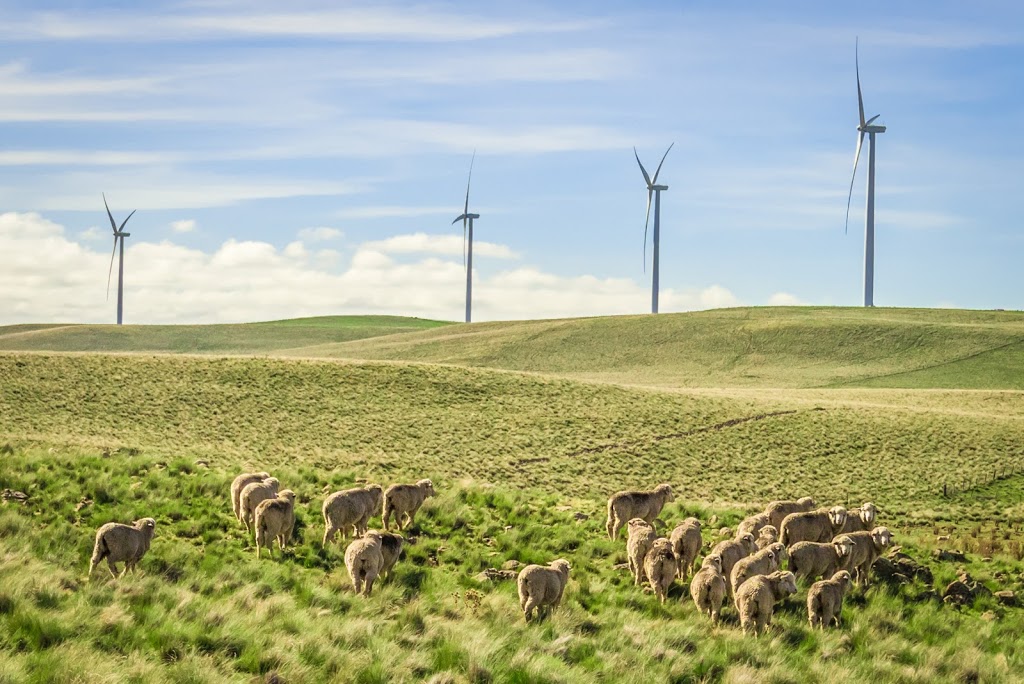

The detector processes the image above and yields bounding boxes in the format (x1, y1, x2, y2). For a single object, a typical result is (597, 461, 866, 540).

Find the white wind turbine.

(452, 151, 479, 323)
(845, 39, 886, 307)
(634, 143, 674, 314)
(103, 193, 136, 326)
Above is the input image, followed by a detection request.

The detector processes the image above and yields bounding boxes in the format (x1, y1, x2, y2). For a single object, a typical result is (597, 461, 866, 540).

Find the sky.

(1, 0, 1022, 324)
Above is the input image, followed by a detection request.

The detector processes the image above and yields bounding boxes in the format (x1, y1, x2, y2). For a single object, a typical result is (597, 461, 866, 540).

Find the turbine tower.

(103, 194, 136, 326)
(452, 151, 479, 323)
(844, 39, 886, 307)
(634, 143, 674, 314)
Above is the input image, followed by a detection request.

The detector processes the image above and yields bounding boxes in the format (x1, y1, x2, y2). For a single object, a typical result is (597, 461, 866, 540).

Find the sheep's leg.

(406, 511, 416, 529)
(364, 576, 375, 596)
(381, 505, 392, 531)
(523, 597, 538, 622)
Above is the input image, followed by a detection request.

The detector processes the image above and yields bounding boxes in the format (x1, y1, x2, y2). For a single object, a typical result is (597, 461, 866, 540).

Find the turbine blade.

(102, 193, 117, 234)
(845, 131, 866, 234)
(864, 114, 880, 126)
(463, 150, 475, 217)
(106, 238, 117, 300)
(856, 38, 866, 128)
(643, 189, 652, 273)
(634, 147, 652, 187)
(651, 142, 675, 185)
(118, 209, 136, 233)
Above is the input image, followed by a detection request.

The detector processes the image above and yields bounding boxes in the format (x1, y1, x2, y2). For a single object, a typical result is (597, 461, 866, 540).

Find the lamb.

(764, 496, 816, 532)
(730, 543, 787, 596)
(807, 570, 853, 629)
(711, 532, 757, 596)
(787, 536, 857, 584)
(779, 506, 848, 546)
(88, 518, 156, 579)
(239, 477, 280, 534)
(690, 554, 727, 623)
(378, 531, 404, 580)
(382, 479, 435, 531)
(736, 512, 771, 538)
(517, 559, 571, 622)
(734, 570, 798, 636)
(842, 526, 893, 587)
(322, 484, 384, 546)
(344, 530, 384, 596)
(254, 490, 296, 559)
(626, 518, 658, 585)
(230, 471, 270, 522)
(605, 484, 674, 539)
(755, 525, 779, 550)
(643, 538, 678, 603)
(838, 502, 878, 534)
(669, 517, 702, 580)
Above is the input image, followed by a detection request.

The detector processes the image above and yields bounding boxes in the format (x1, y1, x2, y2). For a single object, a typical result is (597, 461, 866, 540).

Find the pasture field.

(1, 308, 1024, 682)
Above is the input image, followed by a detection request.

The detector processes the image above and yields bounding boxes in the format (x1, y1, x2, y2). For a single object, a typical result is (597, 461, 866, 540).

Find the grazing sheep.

(842, 526, 893, 587)
(239, 477, 280, 534)
(88, 518, 156, 579)
(779, 506, 848, 546)
(734, 571, 798, 636)
(626, 518, 658, 585)
(322, 484, 384, 546)
(517, 559, 571, 622)
(670, 517, 702, 580)
(838, 502, 878, 534)
(807, 570, 853, 629)
(787, 536, 857, 584)
(737, 512, 771, 538)
(254, 490, 296, 559)
(382, 479, 436, 531)
(690, 553, 727, 623)
(731, 543, 787, 596)
(378, 531, 404, 580)
(755, 525, 778, 550)
(230, 471, 270, 522)
(344, 530, 384, 596)
(644, 538, 678, 603)
(606, 484, 674, 539)
(764, 497, 816, 532)
(711, 532, 757, 596)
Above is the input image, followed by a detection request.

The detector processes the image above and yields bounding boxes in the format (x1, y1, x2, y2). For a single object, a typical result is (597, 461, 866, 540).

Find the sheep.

(644, 538, 678, 603)
(88, 518, 156, 579)
(230, 471, 270, 522)
(322, 484, 384, 547)
(838, 502, 878, 534)
(378, 531, 404, 580)
(254, 490, 296, 559)
(626, 518, 658, 585)
(779, 506, 848, 546)
(734, 570, 798, 636)
(606, 484, 674, 539)
(711, 532, 757, 596)
(842, 526, 893, 587)
(239, 477, 280, 534)
(731, 542, 787, 596)
(345, 530, 384, 596)
(670, 517, 702, 580)
(517, 559, 571, 622)
(755, 525, 778, 550)
(382, 479, 435, 531)
(764, 496, 816, 532)
(690, 553, 727, 623)
(787, 536, 857, 584)
(737, 512, 771, 538)
(807, 570, 853, 629)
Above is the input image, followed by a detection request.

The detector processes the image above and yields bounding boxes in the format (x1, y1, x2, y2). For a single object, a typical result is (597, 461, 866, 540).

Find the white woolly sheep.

(255, 490, 296, 559)
(606, 484, 674, 540)
(737, 512, 771, 538)
(89, 518, 156, 579)
(838, 502, 878, 534)
(382, 479, 435, 531)
(644, 538, 678, 603)
(239, 477, 280, 534)
(711, 532, 757, 596)
(670, 517, 702, 580)
(779, 506, 848, 546)
(345, 530, 384, 596)
(378, 531, 404, 580)
(734, 570, 798, 636)
(764, 497, 816, 532)
(755, 525, 778, 550)
(730, 542, 786, 596)
(807, 570, 853, 629)
(230, 471, 270, 522)
(690, 553, 727, 623)
(517, 559, 571, 622)
(787, 536, 857, 584)
(842, 526, 893, 587)
(322, 484, 384, 546)
(626, 518, 658, 586)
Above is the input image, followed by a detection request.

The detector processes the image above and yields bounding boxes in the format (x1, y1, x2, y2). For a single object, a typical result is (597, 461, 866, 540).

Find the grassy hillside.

(0, 316, 450, 355)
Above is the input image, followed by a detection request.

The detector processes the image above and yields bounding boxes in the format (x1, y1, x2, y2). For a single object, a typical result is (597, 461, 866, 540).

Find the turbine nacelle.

(649, 184, 668, 191)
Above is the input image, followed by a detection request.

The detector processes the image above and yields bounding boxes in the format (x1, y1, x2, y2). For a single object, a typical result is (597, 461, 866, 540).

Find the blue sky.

(1, 0, 1021, 324)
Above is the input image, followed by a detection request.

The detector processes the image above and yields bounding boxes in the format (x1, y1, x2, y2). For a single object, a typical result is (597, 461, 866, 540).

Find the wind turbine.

(844, 39, 886, 307)
(103, 194, 136, 326)
(452, 151, 479, 323)
(634, 143, 674, 314)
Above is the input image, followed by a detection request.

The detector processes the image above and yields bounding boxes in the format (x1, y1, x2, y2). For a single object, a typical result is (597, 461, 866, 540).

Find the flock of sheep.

(85, 473, 893, 635)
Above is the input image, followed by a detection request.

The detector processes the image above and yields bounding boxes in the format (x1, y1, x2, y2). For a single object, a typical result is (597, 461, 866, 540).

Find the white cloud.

(335, 206, 455, 220)
(78, 227, 104, 241)
(297, 227, 342, 242)
(362, 233, 518, 259)
(171, 219, 197, 233)
(767, 292, 805, 306)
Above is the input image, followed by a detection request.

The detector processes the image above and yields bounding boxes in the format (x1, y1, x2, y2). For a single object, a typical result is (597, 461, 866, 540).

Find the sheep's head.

(279, 489, 296, 502)
(418, 479, 436, 497)
(871, 526, 892, 548)
(627, 518, 652, 532)
(828, 506, 848, 528)
(770, 571, 798, 597)
(833, 535, 856, 558)
(655, 484, 674, 502)
(758, 525, 778, 544)
(738, 532, 756, 553)
(830, 570, 853, 591)
(363, 530, 383, 542)
(264, 477, 280, 489)
(768, 542, 787, 564)
(797, 496, 816, 508)
(860, 502, 878, 525)
(133, 517, 156, 530)
(551, 559, 571, 576)
(702, 554, 723, 572)
(684, 517, 701, 528)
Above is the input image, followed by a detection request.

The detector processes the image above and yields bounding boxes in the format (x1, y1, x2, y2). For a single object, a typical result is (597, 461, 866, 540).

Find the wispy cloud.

(171, 219, 197, 233)
(362, 233, 518, 259)
(297, 227, 343, 242)
(335, 206, 454, 220)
